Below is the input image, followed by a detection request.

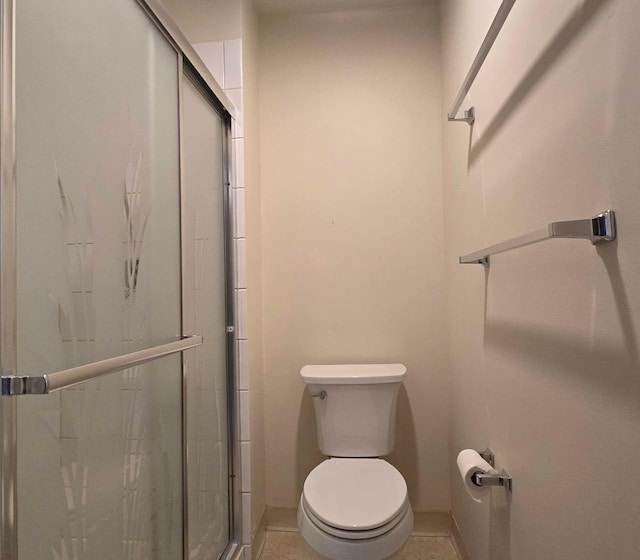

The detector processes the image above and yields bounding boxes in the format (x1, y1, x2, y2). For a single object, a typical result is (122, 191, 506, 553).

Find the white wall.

(441, 1, 640, 558)
(259, 3, 450, 512)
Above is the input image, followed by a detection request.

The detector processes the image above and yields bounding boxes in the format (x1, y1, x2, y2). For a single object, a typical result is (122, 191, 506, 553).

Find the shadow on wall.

(387, 386, 419, 507)
(296, 391, 326, 502)
(484, 247, 639, 399)
(600, 244, 640, 368)
(489, 488, 512, 560)
(295, 385, 419, 508)
(477, 240, 638, 560)
(468, 0, 614, 167)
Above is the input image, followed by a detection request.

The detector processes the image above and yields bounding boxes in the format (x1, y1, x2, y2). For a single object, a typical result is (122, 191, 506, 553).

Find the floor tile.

(259, 531, 314, 560)
(258, 531, 460, 560)
(400, 536, 459, 559)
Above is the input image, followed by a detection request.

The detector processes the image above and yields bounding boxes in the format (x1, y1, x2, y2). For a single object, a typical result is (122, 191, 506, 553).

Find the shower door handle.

(1, 334, 202, 395)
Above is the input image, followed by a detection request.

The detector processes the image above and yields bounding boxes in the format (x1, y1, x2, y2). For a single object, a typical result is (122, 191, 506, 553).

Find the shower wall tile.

(235, 289, 247, 339)
(226, 87, 243, 110)
(227, 89, 244, 139)
(192, 41, 225, 88)
(242, 492, 252, 544)
(233, 138, 245, 187)
(220, 37, 251, 550)
(234, 188, 246, 238)
(232, 116, 244, 141)
(237, 339, 249, 390)
(241, 441, 252, 492)
(229, 140, 238, 189)
(235, 238, 247, 289)
(223, 39, 243, 89)
(239, 390, 251, 441)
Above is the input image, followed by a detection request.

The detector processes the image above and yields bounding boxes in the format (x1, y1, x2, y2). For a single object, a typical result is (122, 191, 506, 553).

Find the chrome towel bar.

(447, 0, 517, 124)
(1, 334, 202, 395)
(459, 210, 616, 267)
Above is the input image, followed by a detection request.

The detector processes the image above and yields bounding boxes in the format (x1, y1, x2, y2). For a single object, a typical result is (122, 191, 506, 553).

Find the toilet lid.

(303, 459, 408, 531)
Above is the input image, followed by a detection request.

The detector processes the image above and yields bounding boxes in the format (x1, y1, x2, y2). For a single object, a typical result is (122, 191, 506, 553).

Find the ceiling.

(254, 0, 432, 15)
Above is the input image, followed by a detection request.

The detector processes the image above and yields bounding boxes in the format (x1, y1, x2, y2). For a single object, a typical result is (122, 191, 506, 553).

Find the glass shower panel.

(181, 76, 230, 559)
(15, 0, 182, 557)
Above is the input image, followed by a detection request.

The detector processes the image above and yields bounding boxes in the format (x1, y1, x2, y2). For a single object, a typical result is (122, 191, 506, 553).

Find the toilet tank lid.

(300, 364, 406, 384)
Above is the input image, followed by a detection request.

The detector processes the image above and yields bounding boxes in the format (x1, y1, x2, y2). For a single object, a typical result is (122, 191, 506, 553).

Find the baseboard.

(264, 506, 299, 531)
(251, 508, 268, 560)
(411, 511, 454, 536)
(449, 515, 470, 560)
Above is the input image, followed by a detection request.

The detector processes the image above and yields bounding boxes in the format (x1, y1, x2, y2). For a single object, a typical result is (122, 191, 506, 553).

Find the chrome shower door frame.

(177, 59, 239, 560)
(0, 0, 18, 556)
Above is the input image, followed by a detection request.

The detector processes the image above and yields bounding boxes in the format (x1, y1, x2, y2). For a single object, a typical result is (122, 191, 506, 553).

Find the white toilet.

(298, 364, 413, 560)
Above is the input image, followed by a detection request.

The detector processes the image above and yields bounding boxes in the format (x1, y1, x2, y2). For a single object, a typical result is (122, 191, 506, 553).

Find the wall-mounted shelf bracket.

(447, 107, 475, 125)
(478, 448, 495, 467)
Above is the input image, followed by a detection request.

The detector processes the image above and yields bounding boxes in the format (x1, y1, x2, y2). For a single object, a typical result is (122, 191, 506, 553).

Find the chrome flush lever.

(311, 390, 327, 400)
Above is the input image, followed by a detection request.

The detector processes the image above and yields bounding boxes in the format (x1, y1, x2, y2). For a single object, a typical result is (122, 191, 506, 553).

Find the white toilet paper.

(456, 449, 498, 503)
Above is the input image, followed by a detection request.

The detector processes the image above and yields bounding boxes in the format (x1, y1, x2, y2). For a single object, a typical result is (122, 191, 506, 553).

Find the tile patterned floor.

(258, 530, 460, 560)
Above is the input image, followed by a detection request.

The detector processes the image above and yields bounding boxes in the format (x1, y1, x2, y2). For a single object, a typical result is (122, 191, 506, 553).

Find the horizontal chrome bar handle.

(311, 390, 327, 400)
(472, 470, 513, 492)
(1, 335, 202, 396)
(459, 210, 616, 267)
(447, 0, 516, 124)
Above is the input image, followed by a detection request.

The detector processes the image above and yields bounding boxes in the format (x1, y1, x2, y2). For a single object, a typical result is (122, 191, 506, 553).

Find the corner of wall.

(240, 0, 267, 543)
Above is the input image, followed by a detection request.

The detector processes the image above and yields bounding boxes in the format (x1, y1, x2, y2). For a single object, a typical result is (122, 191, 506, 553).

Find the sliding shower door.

(181, 73, 233, 560)
(0, 0, 235, 558)
(15, 0, 183, 557)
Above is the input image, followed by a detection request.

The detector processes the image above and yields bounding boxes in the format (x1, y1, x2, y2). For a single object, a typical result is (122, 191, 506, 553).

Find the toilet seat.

(302, 458, 408, 537)
(302, 495, 408, 540)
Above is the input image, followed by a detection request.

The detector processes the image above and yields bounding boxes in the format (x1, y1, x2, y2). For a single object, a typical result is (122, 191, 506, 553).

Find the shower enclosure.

(0, 0, 239, 558)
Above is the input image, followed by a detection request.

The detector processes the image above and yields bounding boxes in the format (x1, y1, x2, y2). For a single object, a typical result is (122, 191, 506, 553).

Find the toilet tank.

(301, 364, 406, 457)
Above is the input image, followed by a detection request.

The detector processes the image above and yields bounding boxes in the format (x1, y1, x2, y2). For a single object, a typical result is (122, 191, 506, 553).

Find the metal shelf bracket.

(448, 107, 475, 125)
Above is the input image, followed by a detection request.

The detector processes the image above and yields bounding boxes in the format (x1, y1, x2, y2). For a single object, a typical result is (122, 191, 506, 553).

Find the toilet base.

(297, 497, 413, 560)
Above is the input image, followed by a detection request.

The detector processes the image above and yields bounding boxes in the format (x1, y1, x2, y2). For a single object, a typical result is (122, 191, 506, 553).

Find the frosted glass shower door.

(13, 0, 184, 557)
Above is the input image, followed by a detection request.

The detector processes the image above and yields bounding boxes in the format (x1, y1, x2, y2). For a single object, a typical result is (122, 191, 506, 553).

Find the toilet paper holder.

(473, 449, 513, 492)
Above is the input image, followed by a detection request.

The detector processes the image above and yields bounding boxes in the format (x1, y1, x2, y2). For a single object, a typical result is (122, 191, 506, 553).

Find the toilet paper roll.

(456, 449, 498, 503)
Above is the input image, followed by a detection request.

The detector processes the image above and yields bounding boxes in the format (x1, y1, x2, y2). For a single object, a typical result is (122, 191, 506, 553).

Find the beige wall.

(240, 0, 267, 537)
(259, 3, 450, 512)
(441, 1, 640, 558)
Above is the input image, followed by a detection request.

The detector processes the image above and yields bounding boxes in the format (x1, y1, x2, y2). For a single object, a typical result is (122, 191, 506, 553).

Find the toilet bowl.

(298, 458, 413, 560)
(298, 364, 413, 560)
